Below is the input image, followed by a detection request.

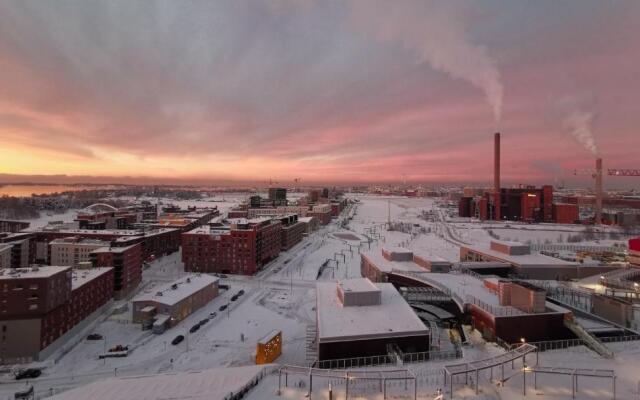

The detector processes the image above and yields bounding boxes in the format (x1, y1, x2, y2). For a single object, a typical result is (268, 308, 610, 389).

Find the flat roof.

(0, 266, 70, 279)
(50, 238, 110, 246)
(48, 365, 269, 400)
(133, 274, 219, 306)
(463, 243, 577, 267)
(338, 277, 380, 293)
(258, 330, 281, 345)
(72, 267, 113, 290)
(91, 244, 139, 253)
(361, 250, 426, 274)
(316, 280, 428, 343)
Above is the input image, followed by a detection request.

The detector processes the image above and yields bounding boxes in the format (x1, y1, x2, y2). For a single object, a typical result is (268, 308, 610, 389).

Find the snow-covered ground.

(4, 195, 640, 400)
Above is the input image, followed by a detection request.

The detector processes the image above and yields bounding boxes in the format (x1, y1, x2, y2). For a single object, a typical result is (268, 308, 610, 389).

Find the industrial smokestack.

(595, 158, 603, 224)
(494, 132, 501, 221)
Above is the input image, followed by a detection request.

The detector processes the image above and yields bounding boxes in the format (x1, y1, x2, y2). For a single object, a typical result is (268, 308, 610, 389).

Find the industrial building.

(460, 240, 617, 280)
(361, 247, 452, 283)
(182, 218, 282, 275)
(316, 278, 430, 361)
(0, 266, 114, 364)
(132, 274, 219, 329)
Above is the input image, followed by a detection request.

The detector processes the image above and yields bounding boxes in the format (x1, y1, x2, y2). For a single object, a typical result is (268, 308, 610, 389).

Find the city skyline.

(1, 0, 639, 185)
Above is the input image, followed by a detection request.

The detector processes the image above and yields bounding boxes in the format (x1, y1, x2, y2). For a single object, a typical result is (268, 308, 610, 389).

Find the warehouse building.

(132, 274, 219, 328)
(316, 278, 430, 362)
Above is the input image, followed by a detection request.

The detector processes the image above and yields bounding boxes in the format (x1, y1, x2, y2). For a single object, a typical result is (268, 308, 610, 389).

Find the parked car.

(219, 274, 228, 278)
(189, 324, 200, 333)
(230, 295, 239, 302)
(237, 290, 245, 296)
(14, 369, 41, 380)
(87, 333, 103, 341)
(171, 335, 185, 345)
(209, 312, 217, 318)
(218, 284, 230, 290)
(199, 319, 209, 326)
(219, 304, 228, 311)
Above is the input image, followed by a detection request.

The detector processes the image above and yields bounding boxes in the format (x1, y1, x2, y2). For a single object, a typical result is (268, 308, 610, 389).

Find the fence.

(531, 243, 627, 253)
(513, 335, 640, 353)
(315, 347, 463, 370)
(465, 295, 527, 317)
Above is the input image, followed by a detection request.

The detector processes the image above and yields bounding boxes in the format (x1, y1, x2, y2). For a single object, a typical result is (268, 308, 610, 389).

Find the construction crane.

(572, 159, 640, 224)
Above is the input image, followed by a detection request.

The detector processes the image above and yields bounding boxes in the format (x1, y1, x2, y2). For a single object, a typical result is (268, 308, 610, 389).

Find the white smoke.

(563, 110, 598, 155)
(350, 0, 503, 122)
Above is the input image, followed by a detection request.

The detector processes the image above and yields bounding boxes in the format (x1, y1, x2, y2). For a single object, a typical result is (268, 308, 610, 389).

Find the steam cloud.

(350, 0, 503, 122)
(563, 110, 598, 155)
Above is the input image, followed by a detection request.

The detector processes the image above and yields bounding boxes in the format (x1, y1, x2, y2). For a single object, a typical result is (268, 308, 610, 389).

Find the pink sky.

(0, 1, 639, 186)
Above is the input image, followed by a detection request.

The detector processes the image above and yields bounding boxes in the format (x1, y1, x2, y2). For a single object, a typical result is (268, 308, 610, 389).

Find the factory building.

(0, 266, 114, 364)
(182, 218, 282, 275)
(315, 278, 430, 362)
(132, 274, 218, 328)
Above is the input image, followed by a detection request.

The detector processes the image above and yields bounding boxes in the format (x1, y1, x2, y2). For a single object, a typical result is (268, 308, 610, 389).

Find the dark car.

(171, 335, 184, 345)
(219, 304, 228, 311)
(189, 324, 200, 333)
(230, 295, 239, 302)
(87, 333, 103, 341)
(218, 284, 230, 291)
(199, 319, 209, 326)
(209, 312, 217, 318)
(237, 290, 245, 296)
(15, 369, 41, 380)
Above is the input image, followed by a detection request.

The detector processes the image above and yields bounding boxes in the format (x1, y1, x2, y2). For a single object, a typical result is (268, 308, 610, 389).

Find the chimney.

(494, 132, 501, 221)
(595, 158, 603, 224)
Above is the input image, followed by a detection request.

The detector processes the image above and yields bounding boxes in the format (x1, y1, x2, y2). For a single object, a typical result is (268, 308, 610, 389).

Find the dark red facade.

(182, 219, 282, 275)
(90, 244, 142, 299)
(630, 238, 640, 252)
(553, 203, 579, 224)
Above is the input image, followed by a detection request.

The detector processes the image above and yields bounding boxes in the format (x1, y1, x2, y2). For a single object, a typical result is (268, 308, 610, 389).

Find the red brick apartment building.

(182, 218, 282, 275)
(279, 215, 305, 250)
(90, 243, 142, 299)
(0, 266, 113, 364)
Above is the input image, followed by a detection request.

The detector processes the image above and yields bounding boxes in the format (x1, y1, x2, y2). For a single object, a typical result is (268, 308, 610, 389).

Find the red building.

(278, 215, 305, 250)
(90, 243, 142, 299)
(553, 203, 579, 224)
(0, 266, 113, 364)
(459, 185, 554, 222)
(182, 218, 282, 275)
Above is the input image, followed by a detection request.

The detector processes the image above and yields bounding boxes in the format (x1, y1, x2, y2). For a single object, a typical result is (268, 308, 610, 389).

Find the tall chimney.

(595, 157, 603, 224)
(494, 132, 501, 221)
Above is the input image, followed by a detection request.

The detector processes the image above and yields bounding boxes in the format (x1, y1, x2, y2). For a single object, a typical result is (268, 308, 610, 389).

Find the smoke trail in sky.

(350, 0, 503, 122)
(563, 110, 598, 155)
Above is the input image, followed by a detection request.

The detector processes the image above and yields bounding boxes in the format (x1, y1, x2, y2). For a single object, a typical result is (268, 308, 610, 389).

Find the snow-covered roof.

(361, 250, 426, 274)
(133, 274, 219, 306)
(338, 277, 379, 293)
(71, 267, 113, 290)
(297, 216, 316, 223)
(462, 243, 577, 267)
(0, 265, 69, 279)
(316, 280, 428, 343)
(48, 364, 271, 400)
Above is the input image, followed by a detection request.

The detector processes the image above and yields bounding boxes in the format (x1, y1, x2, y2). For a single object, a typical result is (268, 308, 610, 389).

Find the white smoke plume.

(350, 0, 503, 122)
(563, 110, 598, 155)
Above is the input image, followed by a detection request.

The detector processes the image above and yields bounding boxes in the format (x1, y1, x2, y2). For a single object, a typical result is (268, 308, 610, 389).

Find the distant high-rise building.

(268, 188, 287, 206)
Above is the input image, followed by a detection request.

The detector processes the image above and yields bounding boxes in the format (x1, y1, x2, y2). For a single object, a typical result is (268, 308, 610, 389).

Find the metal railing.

(315, 347, 463, 370)
(531, 243, 627, 253)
